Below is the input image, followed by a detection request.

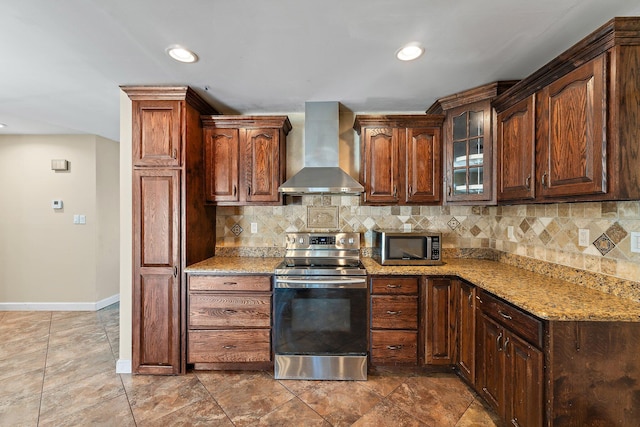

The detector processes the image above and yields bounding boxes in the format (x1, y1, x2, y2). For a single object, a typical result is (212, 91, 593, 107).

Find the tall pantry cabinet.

(123, 86, 218, 374)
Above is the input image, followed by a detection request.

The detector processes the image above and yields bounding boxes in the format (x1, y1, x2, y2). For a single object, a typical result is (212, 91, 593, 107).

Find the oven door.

(273, 276, 368, 356)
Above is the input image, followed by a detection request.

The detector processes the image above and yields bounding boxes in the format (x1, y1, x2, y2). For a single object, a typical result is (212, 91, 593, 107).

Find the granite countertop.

(186, 256, 640, 322)
(186, 257, 283, 274)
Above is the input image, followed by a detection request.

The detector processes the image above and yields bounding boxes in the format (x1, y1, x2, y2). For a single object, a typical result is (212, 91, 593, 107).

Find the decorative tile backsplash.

(216, 198, 640, 296)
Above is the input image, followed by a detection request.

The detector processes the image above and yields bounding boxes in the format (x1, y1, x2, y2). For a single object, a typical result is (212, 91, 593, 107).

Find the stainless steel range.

(273, 232, 368, 380)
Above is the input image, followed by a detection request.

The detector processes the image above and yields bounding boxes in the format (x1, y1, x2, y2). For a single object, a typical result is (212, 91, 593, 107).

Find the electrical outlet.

(578, 229, 590, 247)
(251, 222, 258, 233)
(507, 226, 515, 240)
(631, 232, 640, 253)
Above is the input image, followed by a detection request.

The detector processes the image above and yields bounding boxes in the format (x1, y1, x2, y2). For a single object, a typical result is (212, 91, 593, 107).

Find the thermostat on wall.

(52, 200, 63, 209)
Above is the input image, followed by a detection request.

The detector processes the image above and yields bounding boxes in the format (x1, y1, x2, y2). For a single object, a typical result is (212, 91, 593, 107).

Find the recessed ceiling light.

(396, 42, 425, 61)
(165, 45, 199, 63)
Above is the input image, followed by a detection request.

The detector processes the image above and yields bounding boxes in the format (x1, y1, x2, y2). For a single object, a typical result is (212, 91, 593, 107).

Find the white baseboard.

(116, 359, 132, 374)
(0, 294, 120, 311)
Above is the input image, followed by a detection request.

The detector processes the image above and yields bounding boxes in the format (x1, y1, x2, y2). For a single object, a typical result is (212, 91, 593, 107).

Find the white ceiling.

(2, 0, 640, 141)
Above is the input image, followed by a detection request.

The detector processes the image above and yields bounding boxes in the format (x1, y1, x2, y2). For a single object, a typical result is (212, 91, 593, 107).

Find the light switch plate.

(631, 232, 640, 253)
(578, 229, 590, 247)
(251, 222, 258, 233)
(507, 226, 515, 240)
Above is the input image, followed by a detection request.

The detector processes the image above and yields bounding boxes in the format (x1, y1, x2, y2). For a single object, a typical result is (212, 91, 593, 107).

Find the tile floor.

(0, 304, 501, 426)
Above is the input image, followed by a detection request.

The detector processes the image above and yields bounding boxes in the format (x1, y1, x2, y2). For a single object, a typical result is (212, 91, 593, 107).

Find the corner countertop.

(185, 256, 640, 322)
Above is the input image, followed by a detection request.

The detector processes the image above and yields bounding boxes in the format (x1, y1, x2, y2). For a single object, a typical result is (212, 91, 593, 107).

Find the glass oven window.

(273, 287, 367, 355)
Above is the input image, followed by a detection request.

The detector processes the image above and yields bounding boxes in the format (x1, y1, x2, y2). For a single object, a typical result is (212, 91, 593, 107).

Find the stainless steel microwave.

(372, 230, 442, 265)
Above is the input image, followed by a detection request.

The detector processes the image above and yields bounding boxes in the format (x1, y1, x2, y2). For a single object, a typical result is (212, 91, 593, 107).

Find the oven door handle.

(275, 277, 367, 289)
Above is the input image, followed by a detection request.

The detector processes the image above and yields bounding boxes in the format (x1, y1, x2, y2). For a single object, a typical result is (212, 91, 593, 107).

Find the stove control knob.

(348, 237, 355, 244)
(339, 238, 346, 245)
(298, 237, 305, 244)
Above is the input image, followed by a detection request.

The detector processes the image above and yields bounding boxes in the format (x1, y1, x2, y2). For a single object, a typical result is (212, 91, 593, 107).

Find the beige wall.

(0, 134, 119, 306)
(119, 90, 133, 366)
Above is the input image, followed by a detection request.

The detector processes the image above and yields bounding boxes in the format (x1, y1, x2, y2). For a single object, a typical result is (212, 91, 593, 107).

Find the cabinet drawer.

(370, 330, 417, 365)
(189, 275, 271, 292)
(188, 330, 271, 363)
(479, 290, 543, 348)
(189, 294, 271, 328)
(371, 296, 418, 329)
(371, 277, 419, 295)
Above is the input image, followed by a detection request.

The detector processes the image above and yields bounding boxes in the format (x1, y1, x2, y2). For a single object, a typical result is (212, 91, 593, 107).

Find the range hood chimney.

(278, 102, 364, 195)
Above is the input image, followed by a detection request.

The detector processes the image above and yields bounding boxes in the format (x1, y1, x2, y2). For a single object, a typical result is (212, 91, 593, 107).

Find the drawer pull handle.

(496, 332, 503, 352)
(503, 336, 510, 354)
(387, 345, 403, 351)
(224, 309, 237, 315)
(223, 282, 238, 286)
(498, 310, 513, 320)
(222, 345, 236, 350)
(386, 310, 402, 315)
(386, 284, 402, 289)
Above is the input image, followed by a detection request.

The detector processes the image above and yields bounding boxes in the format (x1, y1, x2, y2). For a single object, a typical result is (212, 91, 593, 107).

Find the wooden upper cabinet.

(202, 116, 290, 206)
(362, 127, 399, 204)
(536, 55, 607, 198)
(427, 82, 517, 206)
(497, 96, 536, 201)
(354, 115, 444, 206)
(132, 100, 182, 167)
(243, 128, 280, 203)
(406, 128, 441, 204)
(492, 18, 640, 203)
(204, 128, 240, 203)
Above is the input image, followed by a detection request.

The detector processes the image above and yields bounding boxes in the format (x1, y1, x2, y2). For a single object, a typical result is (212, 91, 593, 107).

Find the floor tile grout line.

(193, 373, 236, 425)
(97, 305, 138, 426)
(36, 311, 53, 427)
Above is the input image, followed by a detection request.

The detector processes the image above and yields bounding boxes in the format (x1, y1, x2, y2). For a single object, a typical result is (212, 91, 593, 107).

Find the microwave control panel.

(431, 236, 440, 260)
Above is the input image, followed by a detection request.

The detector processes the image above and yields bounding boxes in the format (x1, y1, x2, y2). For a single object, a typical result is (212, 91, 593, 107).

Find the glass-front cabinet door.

(445, 100, 493, 204)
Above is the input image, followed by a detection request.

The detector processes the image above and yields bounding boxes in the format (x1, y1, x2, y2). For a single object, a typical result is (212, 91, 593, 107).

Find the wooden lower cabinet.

(456, 280, 476, 384)
(187, 274, 272, 370)
(369, 276, 420, 365)
(425, 278, 455, 365)
(188, 330, 271, 364)
(477, 313, 543, 427)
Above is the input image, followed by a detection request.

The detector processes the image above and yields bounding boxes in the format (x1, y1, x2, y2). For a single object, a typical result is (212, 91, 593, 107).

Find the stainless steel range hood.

(278, 102, 364, 195)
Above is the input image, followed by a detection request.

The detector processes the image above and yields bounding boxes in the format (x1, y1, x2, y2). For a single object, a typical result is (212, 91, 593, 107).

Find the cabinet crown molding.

(493, 16, 640, 112)
(121, 85, 219, 115)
